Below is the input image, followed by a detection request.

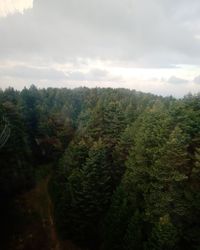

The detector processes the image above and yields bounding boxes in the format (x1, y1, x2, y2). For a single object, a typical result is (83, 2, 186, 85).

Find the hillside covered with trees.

(1, 86, 200, 250)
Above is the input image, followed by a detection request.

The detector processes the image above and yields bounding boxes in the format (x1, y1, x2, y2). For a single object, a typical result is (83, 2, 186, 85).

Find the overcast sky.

(0, 0, 200, 97)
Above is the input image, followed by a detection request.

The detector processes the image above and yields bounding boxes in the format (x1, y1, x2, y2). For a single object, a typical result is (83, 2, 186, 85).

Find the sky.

(0, 0, 200, 97)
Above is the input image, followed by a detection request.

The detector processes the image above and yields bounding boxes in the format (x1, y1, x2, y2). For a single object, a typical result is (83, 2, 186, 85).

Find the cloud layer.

(1, 0, 200, 96)
(1, 0, 200, 65)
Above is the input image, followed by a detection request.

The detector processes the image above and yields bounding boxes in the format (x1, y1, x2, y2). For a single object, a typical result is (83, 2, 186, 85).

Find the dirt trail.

(9, 175, 80, 250)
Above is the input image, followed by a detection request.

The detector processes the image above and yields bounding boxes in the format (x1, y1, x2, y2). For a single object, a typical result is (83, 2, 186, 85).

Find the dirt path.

(9, 175, 81, 250)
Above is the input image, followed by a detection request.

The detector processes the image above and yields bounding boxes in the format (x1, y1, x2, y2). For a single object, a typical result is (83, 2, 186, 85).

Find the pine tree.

(146, 215, 178, 250)
(103, 186, 130, 250)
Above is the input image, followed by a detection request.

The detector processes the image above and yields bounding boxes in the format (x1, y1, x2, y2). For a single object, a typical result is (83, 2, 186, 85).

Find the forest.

(0, 85, 200, 250)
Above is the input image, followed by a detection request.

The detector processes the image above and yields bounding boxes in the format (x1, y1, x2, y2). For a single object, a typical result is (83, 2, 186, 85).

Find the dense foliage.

(1, 86, 200, 249)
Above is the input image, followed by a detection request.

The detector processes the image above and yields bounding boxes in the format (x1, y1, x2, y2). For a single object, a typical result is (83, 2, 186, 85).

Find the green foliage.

(103, 186, 130, 250)
(1, 86, 200, 250)
(146, 215, 178, 250)
(124, 211, 144, 250)
(0, 101, 33, 198)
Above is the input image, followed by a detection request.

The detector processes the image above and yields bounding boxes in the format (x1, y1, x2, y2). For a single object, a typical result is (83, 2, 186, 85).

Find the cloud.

(0, 65, 121, 82)
(167, 76, 189, 84)
(0, 0, 33, 17)
(66, 68, 122, 82)
(1, 0, 200, 66)
(193, 75, 200, 84)
(0, 65, 66, 80)
(66, 69, 107, 81)
(1, 0, 200, 96)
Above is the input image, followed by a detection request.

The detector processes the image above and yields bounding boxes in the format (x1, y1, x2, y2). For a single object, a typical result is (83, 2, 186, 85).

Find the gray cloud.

(1, 0, 200, 96)
(66, 68, 121, 81)
(0, 65, 66, 80)
(193, 75, 200, 84)
(1, 0, 200, 67)
(0, 65, 120, 82)
(66, 69, 108, 81)
(168, 76, 189, 84)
